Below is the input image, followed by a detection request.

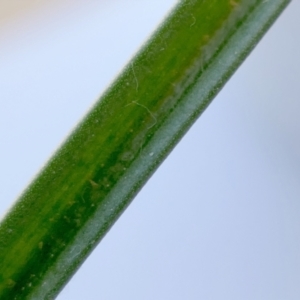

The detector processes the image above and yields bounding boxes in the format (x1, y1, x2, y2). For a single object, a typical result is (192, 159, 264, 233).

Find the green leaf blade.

(0, 0, 290, 299)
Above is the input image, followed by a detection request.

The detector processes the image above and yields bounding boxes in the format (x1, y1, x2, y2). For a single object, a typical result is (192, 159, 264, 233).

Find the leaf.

(0, 0, 290, 299)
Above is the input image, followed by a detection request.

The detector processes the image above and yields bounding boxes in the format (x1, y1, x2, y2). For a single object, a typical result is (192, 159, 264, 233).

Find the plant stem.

(0, 0, 290, 299)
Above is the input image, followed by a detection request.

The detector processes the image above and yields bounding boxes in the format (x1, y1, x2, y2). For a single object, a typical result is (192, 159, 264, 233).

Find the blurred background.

(0, 1, 299, 299)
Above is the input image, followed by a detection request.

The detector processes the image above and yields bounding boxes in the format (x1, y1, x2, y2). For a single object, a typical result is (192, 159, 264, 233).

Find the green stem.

(0, 0, 290, 299)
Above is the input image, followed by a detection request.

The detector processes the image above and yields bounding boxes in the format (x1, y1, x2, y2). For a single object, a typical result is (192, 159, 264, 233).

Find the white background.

(0, 1, 299, 299)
